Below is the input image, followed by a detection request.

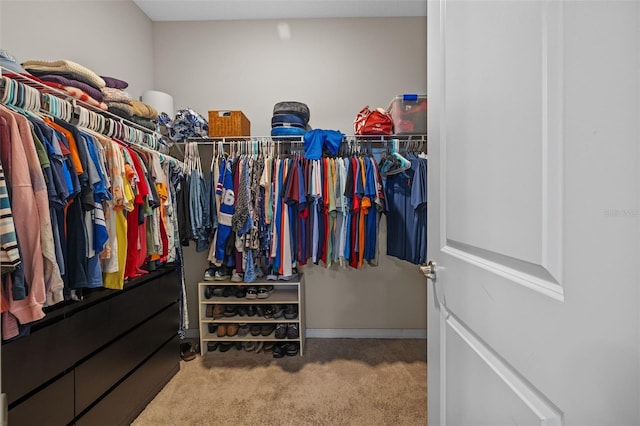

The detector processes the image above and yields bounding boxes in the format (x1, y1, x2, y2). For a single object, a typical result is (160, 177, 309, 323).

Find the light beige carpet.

(132, 338, 427, 426)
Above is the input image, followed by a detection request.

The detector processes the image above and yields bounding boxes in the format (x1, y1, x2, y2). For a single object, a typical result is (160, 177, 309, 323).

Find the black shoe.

(204, 285, 215, 299)
(208, 323, 218, 334)
(234, 341, 244, 351)
(263, 305, 273, 319)
(261, 323, 276, 336)
(273, 343, 286, 358)
(255, 305, 265, 317)
(224, 305, 237, 317)
(275, 323, 287, 339)
(272, 304, 284, 319)
(237, 305, 248, 316)
(250, 324, 262, 336)
(284, 304, 298, 319)
(233, 286, 247, 298)
(247, 305, 256, 317)
(286, 323, 299, 339)
(285, 342, 300, 356)
(218, 342, 233, 353)
(207, 341, 219, 352)
(237, 323, 250, 337)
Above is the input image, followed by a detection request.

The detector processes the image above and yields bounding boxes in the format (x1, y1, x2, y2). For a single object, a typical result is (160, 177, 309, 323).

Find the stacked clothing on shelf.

(271, 101, 310, 137)
(21, 59, 108, 110)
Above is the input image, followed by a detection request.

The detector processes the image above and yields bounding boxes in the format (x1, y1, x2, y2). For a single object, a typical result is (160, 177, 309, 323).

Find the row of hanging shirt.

(0, 75, 184, 340)
(180, 137, 427, 283)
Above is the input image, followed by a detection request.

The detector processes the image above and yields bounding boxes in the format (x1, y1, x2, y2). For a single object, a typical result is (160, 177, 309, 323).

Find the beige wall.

(153, 17, 427, 135)
(161, 17, 428, 336)
(1, 0, 155, 100)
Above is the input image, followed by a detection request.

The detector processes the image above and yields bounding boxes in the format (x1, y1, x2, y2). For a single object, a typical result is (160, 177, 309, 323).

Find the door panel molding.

(443, 307, 564, 425)
(440, 0, 565, 302)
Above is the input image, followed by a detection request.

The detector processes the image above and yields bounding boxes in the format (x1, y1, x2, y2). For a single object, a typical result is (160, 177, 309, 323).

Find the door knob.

(421, 260, 437, 281)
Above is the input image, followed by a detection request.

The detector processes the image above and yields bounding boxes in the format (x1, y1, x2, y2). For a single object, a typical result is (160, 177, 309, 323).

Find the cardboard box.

(208, 110, 250, 137)
(388, 94, 427, 135)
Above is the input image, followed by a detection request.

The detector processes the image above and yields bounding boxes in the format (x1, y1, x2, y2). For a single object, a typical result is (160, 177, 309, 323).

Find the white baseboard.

(305, 329, 427, 339)
(184, 328, 427, 339)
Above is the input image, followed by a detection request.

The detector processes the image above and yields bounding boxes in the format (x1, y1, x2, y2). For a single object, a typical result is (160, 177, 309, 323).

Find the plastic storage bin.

(388, 94, 427, 135)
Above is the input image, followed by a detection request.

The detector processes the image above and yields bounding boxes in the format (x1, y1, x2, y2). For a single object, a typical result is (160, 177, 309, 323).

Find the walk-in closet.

(0, 1, 428, 425)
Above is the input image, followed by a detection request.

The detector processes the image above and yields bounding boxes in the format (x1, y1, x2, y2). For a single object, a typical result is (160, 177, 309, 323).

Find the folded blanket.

(130, 115, 156, 131)
(101, 75, 129, 89)
(36, 74, 104, 102)
(108, 106, 134, 121)
(22, 59, 105, 89)
(130, 100, 158, 120)
(107, 102, 134, 117)
(101, 87, 132, 103)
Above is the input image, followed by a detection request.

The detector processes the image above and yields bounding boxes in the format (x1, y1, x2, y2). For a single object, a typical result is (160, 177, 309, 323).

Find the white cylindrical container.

(142, 90, 175, 117)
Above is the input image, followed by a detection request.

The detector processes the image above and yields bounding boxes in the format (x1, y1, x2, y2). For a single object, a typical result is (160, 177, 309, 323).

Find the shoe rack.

(198, 274, 305, 356)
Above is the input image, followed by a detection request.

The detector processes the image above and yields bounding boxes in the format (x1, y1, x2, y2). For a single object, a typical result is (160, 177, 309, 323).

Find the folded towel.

(22, 59, 105, 89)
(130, 100, 158, 120)
(101, 87, 132, 103)
(101, 75, 128, 89)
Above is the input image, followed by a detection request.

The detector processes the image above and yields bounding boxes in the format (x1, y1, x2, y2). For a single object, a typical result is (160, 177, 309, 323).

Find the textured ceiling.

(133, 0, 427, 21)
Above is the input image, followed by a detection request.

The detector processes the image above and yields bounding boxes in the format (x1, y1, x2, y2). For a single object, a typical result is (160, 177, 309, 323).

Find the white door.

(427, 1, 639, 425)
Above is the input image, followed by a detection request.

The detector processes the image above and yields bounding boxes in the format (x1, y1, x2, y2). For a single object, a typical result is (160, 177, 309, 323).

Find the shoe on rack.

(238, 323, 250, 337)
(234, 341, 244, 351)
(224, 305, 237, 317)
(261, 324, 276, 337)
(231, 269, 244, 283)
(272, 304, 284, 319)
(264, 342, 274, 353)
(255, 341, 264, 353)
(275, 323, 287, 339)
(255, 305, 265, 317)
(285, 342, 300, 356)
(208, 323, 218, 334)
(284, 304, 298, 319)
(206, 304, 214, 318)
(245, 286, 258, 299)
(218, 342, 233, 353)
(286, 323, 299, 339)
(203, 267, 216, 281)
(232, 286, 247, 298)
(207, 341, 219, 352)
(247, 305, 256, 317)
(245, 341, 257, 352)
(257, 286, 271, 299)
(226, 323, 239, 337)
(250, 324, 262, 336)
(204, 285, 215, 299)
(213, 305, 225, 319)
(263, 305, 273, 319)
(272, 343, 286, 358)
(217, 324, 227, 337)
(214, 267, 231, 281)
(212, 286, 225, 297)
(237, 305, 248, 316)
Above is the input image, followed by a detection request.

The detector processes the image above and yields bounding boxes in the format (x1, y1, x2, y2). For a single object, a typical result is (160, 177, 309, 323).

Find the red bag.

(354, 106, 393, 135)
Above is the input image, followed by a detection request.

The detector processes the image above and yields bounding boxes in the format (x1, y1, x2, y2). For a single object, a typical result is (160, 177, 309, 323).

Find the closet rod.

(178, 134, 427, 145)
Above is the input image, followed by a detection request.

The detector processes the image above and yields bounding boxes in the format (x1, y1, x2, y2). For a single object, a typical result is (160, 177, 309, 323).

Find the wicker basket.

(208, 110, 251, 137)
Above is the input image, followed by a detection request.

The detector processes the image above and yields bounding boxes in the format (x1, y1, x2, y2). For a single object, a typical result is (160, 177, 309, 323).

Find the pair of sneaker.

(203, 266, 231, 281)
(274, 323, 299, 339)
(273, 342, 300, 358)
